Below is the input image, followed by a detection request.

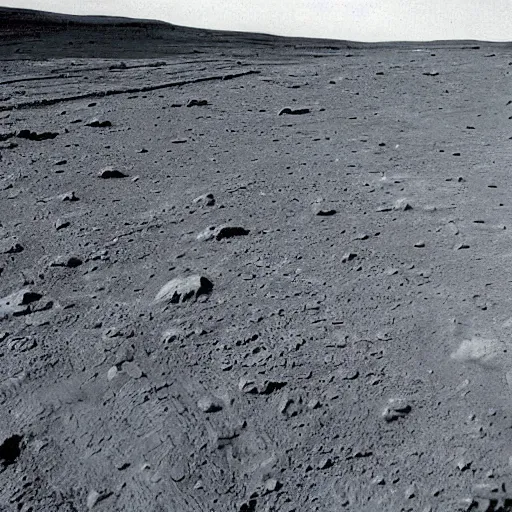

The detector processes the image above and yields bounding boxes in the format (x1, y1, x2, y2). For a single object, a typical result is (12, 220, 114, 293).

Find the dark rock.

(17, 130, 58, 141)
(187, 99, 208, 107)
(55, 219, 70, 230)
(216, 226, 250, 240)
(279, 107, 310, 116)
(0, 434, 22, 468)
(0, 132, 15, 142)
(98, 167, 128, 179)
(86, 119, 112, 128)
(316, 209, 337, 216)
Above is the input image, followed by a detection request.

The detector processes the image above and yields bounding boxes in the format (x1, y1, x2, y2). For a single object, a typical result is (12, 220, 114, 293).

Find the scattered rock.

(0, 237, 23, 254)
(423, 71, 439, 76)
(55, 219, 70, 230)
(59, 190, 79, 201)
(414, 241, 425, 248)
(7, 336, 37, 352)
(187, 99, 208, 107)
(341, 252, 357, 263)
(393, 198, 413, 211)
(17, 130, 58, 141)
(238, 377, 286, 394)
(98, 166, 128, 179)
(264, 478, 281, 493)
(50, 256, 83, 268)
(316, 208, 337, 216)
(278, 107, 310, 115)
(86, 119, 112, 128)
(318, 458, 334, 470)
(0, 288, 42, 320)
(107, 366, 118, 381)
(196, 226, 219, 241)
(197, 396, 222, 413)
(238, 377, 259, 394)
(123, 361, 143, 379)
(161, 328, 181, 344)
(154, 275, 213, 304)
(215, 226, 250, 240)
(382, 398, 412, 422)
(86, 490, 100, 509)
(193, 193, 215, 206)
(0, 132, 15, 142)
(451, 337, 505, 368)
(197, 224, 249, 242)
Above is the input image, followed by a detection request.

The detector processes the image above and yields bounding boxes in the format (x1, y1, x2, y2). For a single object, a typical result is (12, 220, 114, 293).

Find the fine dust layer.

(2, 20, 512, 512)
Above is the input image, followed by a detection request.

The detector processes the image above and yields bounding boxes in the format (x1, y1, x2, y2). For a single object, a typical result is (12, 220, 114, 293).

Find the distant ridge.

(0, 6, 508, 59)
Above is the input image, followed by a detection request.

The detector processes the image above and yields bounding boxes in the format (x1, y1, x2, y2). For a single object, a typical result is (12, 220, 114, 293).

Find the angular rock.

(154, 275, 213, 304)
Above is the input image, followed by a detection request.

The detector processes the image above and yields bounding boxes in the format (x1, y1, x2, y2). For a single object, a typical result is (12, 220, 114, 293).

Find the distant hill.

(0, 6, 508, 59)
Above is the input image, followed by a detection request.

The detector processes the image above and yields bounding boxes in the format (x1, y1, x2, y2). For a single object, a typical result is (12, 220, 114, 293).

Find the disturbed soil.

(2, 7, 512, 512)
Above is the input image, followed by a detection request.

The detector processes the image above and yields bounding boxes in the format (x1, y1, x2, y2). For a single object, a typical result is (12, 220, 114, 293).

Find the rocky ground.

(2, 8, 512, 512)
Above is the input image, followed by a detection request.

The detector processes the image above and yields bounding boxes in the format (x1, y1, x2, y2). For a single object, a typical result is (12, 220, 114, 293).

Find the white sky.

(3, 0, 512, 42)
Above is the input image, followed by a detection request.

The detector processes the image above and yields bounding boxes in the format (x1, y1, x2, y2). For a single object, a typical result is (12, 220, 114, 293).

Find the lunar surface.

(2, 7, 512, 512)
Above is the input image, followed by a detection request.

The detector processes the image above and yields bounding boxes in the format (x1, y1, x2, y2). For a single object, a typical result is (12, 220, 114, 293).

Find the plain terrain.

(2, 7, 512, 512)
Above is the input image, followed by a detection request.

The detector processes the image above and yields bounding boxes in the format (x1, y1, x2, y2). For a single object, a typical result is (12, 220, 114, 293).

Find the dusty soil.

(2, 7, 512, 512)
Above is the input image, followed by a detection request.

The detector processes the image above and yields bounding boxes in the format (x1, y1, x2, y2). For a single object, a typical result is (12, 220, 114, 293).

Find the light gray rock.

(154, 275, 213, 304)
